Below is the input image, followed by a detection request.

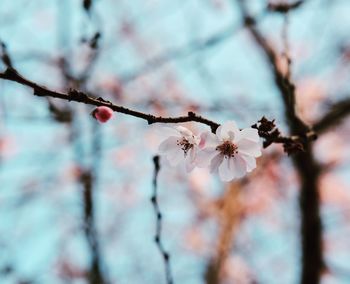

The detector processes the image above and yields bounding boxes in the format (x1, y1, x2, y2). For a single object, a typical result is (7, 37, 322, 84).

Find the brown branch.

(83, 0, 93, 13)
(77, 121, 105, 284)
(79, 170, 106, 284)
(0, 67, 220, 132)
(0, 41, 13, 68)
(0, 67, 318, 153)
(236, 0, 309, 135)
(313, 98, 350, 134)
(267, 0, 305, 14)
(252, 116, 317, 155)
(235, 1, 324, 284)
(151, 156, 173, 284)
(0, 68, 316, 154)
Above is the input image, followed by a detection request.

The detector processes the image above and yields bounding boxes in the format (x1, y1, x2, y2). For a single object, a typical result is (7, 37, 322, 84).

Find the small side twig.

(0, 41, 13, 68)
(83, 0, 93, 14)
(267, 0, 304, 14)
(151, 156, 173, 284)
(313, 98, 350, 134)
(281, 12, 292, 80)
(252, 116, 317, 155)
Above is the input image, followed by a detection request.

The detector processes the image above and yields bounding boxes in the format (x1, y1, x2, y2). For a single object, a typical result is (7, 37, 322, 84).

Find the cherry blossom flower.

(92, 106, 114, 123)
(158, 126, 200, 172)
(197, 121, 261, 181)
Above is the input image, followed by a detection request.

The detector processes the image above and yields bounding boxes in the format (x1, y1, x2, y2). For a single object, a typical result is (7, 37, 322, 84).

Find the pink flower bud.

(92, 106, 114, 123)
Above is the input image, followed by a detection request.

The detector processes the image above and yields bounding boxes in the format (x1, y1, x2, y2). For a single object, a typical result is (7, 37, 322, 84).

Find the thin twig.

(151, 156, 173, 284)
(0, 41, 13, 68)
(281, 13, 292, 80)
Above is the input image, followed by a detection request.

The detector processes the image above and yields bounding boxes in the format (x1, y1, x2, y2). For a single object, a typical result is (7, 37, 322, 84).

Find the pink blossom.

(197, 121, 261, 182)
(158, 126, 200, 172)
(92, 106, 114, 123)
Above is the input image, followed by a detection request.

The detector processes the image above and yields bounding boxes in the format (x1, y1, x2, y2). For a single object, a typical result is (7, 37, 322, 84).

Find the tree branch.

(151, 156, 173, 284)
(79, 170, 106, 284)
(0, 41, 13, 68)
(0, 67, 220, 132)
(313, 98, 350, 134)
(235, 0, 309, 135)
(234, 1, 324, 283)
(0, 67, 318, 153)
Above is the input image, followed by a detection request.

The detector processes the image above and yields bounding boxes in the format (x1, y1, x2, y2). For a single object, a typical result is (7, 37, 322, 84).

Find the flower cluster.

(158, 121, 262, 182)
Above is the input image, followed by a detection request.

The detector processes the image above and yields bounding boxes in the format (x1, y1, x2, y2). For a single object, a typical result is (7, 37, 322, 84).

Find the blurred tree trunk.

(205, 182, 243, 284)
(293, 143, 323, 284)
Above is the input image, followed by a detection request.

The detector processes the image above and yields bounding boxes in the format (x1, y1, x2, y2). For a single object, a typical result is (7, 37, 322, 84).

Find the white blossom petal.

(240, 154, 257, 172)
(189, 147, 196, 161)
(200, 131, 220, 148)
(188, 135, 200, 146)
(210, 154, 223, 173)
(237, 128, 260, 142)
(231, 156, 247, 178)
(218, 158, 235, 182)
(157, 125, 202, 170)
(155, 126, 181, 140)
(175, 126, 194, 138)
(185, 149, 196, 172)
(166, 148, 184, 166)
(196, 147, 218, 168)
(158, 136, 179, 154)
(237, 139, 262, 157)
(216, 121, 240, 141)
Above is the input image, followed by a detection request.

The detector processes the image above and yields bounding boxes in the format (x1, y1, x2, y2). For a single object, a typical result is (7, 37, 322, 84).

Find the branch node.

(188, 111, 196, 117)
(244, 16, 255, 27)
(154, 236, 160, 243)
(33, 89, 46, 97)
(68, 89, 88, 102)
(147, 116, 156, 125)
(164, 253, 169, 261)
(267, 1, 304, 14)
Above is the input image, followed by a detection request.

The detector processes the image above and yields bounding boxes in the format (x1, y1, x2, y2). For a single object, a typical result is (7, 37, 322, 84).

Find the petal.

(188, 134, 201, 146)
(218, 158, 235, 182)
(237, 139, 262, 157)
(196, 147, 218, 168)
(155, 126, 181, 140)
(216, 121, 240, 141)
(175, 126, 193, 138)
(166, 148, 184, 166)
(185, 150, 196, 172)
(231, 156, 248, 178)
(158, 136, 179, 154)
(190, 146, 198, 161)
(240, 154, 257, 172)
(200, 131, 220, 148)
(237, 128, 259, 143)
(210, 154, 223, 173)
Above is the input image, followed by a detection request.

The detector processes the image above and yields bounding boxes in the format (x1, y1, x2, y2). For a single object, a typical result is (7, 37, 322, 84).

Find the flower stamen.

(216, 141, 238, 158)
(177, 138, 193, 156)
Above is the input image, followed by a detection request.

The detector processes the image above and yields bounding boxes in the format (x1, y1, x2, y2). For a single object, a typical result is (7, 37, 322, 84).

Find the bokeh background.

(0, 0, 349, 283)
